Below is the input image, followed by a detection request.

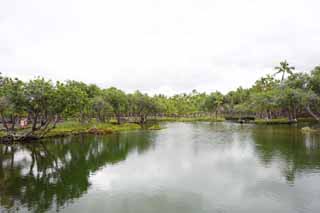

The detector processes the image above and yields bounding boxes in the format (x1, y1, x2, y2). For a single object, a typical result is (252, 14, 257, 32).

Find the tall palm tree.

(274, 61, 296, 122)
(274, 60, 295, 82)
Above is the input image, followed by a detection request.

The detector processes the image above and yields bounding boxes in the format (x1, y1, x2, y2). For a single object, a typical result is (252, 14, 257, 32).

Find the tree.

(24, 78, 56, 132)
(250, 75, 280, 119)
(273, 61, 296, 121)
(274, 60, 295, 82)
(250, 89, 280, 119)
(304, 66, 320, 121)
(0, 76, 26, 133)
(224, 87, 250, 116)
(202, 92, 224, 119)
(91, 96, 113, 122)
(104, 87, 128, 124)
(129, 91, 164, 124)
(63, 81, 90, 122)
(309, 66, 320, 95)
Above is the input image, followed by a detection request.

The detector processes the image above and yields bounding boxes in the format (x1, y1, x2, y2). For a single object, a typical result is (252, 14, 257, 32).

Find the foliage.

(148, 124, 163, 130)
(1, 61, 320, 141)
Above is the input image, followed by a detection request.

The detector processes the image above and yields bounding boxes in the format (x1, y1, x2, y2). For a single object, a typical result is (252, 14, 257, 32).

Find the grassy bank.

(147, 124, 164, 130)
(301, 127, 320, 133)
(0, 121, 142, 142)
(1, 116, 317, 142)
(254, 118, 296, 124)
(44, 121, 142, 138)
(254, 117, 317, 125)
(150, 116, 225, 122)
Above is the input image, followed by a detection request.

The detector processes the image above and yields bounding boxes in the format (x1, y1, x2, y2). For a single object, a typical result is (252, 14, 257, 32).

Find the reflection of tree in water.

(0, 132, 153, 212)
(252, 126, 320, 183)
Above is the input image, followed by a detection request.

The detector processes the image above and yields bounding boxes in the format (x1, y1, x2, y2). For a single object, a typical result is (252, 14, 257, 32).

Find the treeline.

(1, 61, 320, 139)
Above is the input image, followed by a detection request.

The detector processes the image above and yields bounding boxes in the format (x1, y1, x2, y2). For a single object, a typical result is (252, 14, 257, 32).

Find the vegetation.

(301, 127, 320, 133)
(254, 118, 297, 125)
(1, 61, 320, 141)
(150, 116, 225, 122)
(45, 121, 141, 138)
(148, 124, 163, 130)
(0, 133, 154, 212)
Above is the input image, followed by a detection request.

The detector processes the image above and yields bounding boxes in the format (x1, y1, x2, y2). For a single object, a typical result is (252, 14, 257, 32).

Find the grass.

(0, 131, 6, 137)
(297, 117, 318, 122)
(148, 124, 163, 130)
(301, 127, 320, 133)
(2, 116, 318, 142)
(28, 120, 141, 138)
(254, 117, 318, 125)
(254, 118, 297, 124)
(150, 116, 225, 122)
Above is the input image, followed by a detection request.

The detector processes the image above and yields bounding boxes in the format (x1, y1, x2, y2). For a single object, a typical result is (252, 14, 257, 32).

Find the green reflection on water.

(0, 122, 320, 213)
(252, 125, 320, 183)
(0, 132, 153, 212)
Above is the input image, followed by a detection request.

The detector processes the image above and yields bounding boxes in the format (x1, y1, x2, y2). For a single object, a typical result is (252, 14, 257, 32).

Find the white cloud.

(1, 0, 320, 95)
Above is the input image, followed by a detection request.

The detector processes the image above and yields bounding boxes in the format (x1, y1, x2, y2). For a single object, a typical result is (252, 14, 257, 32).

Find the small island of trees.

(1, 61, 320, 142)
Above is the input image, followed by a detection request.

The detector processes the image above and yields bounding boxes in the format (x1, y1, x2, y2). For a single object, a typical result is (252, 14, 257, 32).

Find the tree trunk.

(32, 113, 38, 131)
(10, 115, 18, 131)
(293, 105, 297, 121)
(140, 115, 145, 124)
(116, 114, 121, 124)
(0, 113, 9, 132)
(287, 109, 293, 121)
(306, 105, 320, 122)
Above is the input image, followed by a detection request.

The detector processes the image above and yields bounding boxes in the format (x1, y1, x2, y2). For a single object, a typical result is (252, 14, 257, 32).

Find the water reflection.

(252, 125, 320, 183)
(0, 132, 153, 212)
(1, 123, 320, 213)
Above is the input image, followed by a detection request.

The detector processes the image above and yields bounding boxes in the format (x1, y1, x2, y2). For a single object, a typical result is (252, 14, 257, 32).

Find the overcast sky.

(0, 0, 319, 95)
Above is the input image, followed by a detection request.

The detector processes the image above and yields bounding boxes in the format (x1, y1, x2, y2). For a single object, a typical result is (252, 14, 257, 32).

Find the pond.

(1, 122, 320, 213)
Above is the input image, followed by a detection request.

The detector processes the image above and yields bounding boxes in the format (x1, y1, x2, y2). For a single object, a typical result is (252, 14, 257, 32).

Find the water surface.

(1, 122, 320, 213)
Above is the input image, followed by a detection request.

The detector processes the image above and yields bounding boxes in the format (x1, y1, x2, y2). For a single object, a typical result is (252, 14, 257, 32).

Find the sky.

(0, 0, 320, 95)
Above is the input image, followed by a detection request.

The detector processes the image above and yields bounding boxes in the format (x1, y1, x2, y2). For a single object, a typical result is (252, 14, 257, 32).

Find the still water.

(1, 122, 320, 213)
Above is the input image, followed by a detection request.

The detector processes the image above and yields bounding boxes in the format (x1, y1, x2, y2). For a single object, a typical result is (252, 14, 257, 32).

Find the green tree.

(91, 96, 113, 122)
(0, 76, 26, 133)
(274, 60, 295, 82)
(202, 91, 224, 119)
(24, 78, 55, 132)
(104, 87, 128, 124)
(63, 81, 90, 122)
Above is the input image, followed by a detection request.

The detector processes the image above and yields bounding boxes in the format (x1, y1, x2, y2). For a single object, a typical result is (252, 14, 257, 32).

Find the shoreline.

(1, 117, 319, 143)
(0, 122, 142, 143)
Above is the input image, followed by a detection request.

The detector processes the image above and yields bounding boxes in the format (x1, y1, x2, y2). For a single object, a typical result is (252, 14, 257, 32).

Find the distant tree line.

(1, 61, 320, 139)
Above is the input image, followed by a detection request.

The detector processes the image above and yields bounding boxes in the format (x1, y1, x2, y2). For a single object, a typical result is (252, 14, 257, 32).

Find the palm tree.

(274, 60, 295, 82)
(274, 61, 296, 122)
